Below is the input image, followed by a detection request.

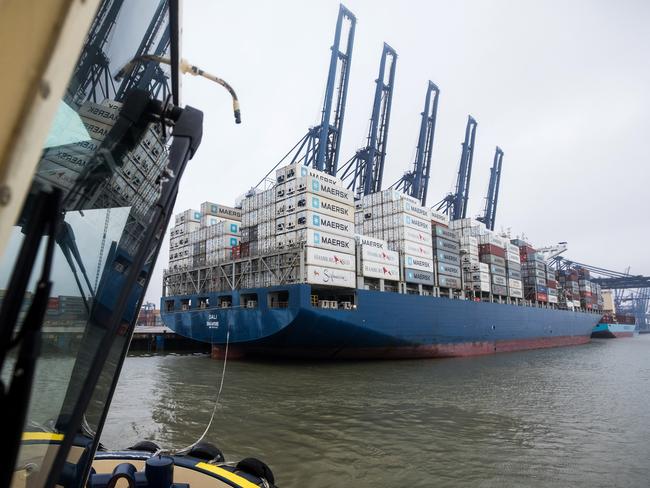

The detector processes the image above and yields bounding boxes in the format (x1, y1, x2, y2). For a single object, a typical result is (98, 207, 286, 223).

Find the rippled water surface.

(102, 336, 650, 487)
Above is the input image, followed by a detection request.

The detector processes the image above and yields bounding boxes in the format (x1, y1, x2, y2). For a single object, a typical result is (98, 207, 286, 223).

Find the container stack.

(449, 219, 486, 294)
(356, 190, 435, 288)
(168, 209, 201, 270)
(279, 163, 356, 288)
(241, 188, 276, 257)
(576, 268, 602, 311)
(432, 223, 462, 291)
(557, 269, 580, 309)
(478, 234, 508, 297)
(546, 266, 558, 305)
(505, 243, 523, 299)
(516, 242, 548, 303)
(356, 234, 400, 288)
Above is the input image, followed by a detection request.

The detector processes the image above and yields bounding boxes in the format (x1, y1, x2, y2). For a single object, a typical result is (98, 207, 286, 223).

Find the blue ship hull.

(161, 284, 599, 359)
(161, 284, 600, 358)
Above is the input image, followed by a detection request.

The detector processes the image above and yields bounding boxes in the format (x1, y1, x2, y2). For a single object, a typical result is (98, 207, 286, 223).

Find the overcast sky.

(147, 0, 650, 304)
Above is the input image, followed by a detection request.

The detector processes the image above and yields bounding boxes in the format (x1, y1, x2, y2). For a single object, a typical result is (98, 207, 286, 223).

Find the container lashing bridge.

(338, 43, 397, 197)
(392, 81, 440, 206)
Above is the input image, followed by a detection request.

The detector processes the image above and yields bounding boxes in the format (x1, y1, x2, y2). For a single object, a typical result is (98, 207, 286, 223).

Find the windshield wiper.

(0, 189, 63, 488)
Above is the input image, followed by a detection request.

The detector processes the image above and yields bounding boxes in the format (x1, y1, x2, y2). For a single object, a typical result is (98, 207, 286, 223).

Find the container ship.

(160, 164, 603, 359)
(160, 4, 605, 359)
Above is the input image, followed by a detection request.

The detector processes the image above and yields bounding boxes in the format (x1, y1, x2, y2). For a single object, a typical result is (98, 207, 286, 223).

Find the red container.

(547, 280, 557, 289)
(580, 291, 592, 298)
(240, 242, 250, 258)
(479, 244, 505, 258)
(231, 245, 241, 260)
(47, 297, 60, 310)
(536, 292, 548, 302)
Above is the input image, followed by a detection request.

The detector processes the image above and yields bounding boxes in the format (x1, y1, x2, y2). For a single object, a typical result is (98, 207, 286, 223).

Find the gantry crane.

(392, 81, 440, 205)
(434, 115, 477, 219)
(338, 43, 397, 197)
(477, 146, 504, 231)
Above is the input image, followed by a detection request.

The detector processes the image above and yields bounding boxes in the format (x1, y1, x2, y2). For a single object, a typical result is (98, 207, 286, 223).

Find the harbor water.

(101, 336, 650, 487)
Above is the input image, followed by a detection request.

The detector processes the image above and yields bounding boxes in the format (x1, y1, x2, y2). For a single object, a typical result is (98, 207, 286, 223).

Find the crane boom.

(391, 81, 440, 205)
(477, 146, 504, 231)
(338, 43, 397, 196)
(434, 115, 477, 219)
(254, 4, 355, 186)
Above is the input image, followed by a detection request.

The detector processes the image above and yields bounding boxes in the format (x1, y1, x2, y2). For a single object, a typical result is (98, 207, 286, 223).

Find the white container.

(402, 214, 431, 233)
(510, 287, 523, 298)
(295, 210, 354, 237)
(361, 261, 400, 280)
(354, 234, 387, 250)
(397, 226, 433, 245)
(305, 247, 355, 271)
(361, 245, 399, 266)
(548, 295, 558, 304)
(492, 274, 508, 286)
(404, 254, 434, 272)
(284, 162, 343, 186)
(294, 176, 355, 206)
(430, 209, 449, 226)
(399, 199, 431, 220)
(401, 240, 434, 260)
(304, 229, 355, 254)
(508, 278, 522, 290)
(299, 193, 355, 220)
(304, 265, 355, 287)
(200, 202, 242, 221)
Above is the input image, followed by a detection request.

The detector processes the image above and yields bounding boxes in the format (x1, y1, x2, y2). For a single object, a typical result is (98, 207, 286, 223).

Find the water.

(102, 336, 650, 487)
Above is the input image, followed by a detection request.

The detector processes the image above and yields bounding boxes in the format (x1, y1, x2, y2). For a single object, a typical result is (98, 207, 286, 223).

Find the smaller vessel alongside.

(591, 314, 636, 338)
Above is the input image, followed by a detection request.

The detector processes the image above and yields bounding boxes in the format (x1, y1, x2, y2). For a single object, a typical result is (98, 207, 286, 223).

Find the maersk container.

(305, 247, 355, 271)
(437, 262, 461, 278)
(200, 202, 242, 221)
(430, 210, 449, 226)
(437, 250, 461, 265)
(438, 275, 462, 289)
(305, 229, 355, 254)
(304, 265, 355, 288)
(403, 214, 431, 233)
(302, 194, 355, 220)
(355, 234, 387, 250)
(362, 261, 400, 280)
(433, 237, 460, 253)
(398, 200, 431, 220)
(284, 162, 343, 186)
(490, 264, 506, 276)
(404, 254, 434, 272)
(295, 211, 354, 237)
(432, 225, 458, 242)
(403, 267, 435, 285)
(492, 284, 508, 296)
(294, 175, 355, 206)
(361, 245, 399, 266)
(478, 233, 507, 248)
